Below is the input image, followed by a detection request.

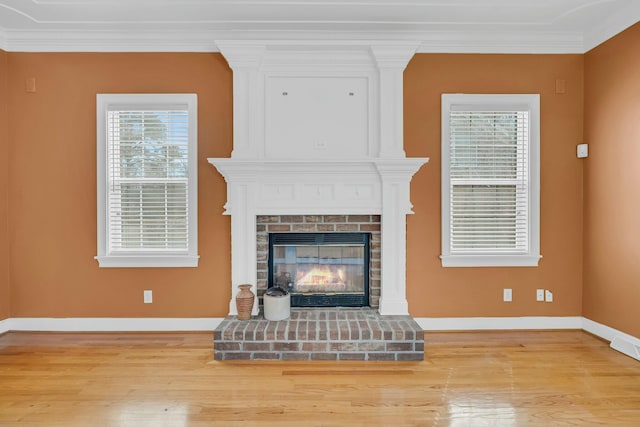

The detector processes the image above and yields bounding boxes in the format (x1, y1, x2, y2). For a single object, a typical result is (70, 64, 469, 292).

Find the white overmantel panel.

(210, 40, 428, 316)
(215, 40, 420, 160)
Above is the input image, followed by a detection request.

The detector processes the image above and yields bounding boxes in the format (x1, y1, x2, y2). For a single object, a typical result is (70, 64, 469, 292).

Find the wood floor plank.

(1, 330, 639, 426)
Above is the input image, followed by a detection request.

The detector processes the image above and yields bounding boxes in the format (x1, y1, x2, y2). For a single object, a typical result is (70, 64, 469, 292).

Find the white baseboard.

(0, 317, 223, 333)
(2, 315, 639, 363)
(0, 318, 9, 334)
(415, 316, 583, 331)
(582, 317, 640, 362)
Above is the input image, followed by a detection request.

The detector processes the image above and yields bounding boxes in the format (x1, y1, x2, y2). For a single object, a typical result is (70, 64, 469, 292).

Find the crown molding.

(415, 30, 584, 54)
(0, 29, 6, 51)
(2, 30, 220, 52)
(583, 1, 640, 51)
(0, 28, 589, 54)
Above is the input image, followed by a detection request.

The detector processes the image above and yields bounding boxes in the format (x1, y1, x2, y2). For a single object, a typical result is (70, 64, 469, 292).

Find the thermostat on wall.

(577, 143, 589, 158)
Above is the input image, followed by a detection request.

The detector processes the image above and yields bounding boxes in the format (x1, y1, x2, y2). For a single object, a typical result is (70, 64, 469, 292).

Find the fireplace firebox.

(268, 233, 370, 307)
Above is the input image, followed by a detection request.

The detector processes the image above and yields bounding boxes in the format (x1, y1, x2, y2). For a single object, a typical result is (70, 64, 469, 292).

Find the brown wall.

(583, 23, 640, 337)
(0, 49, 9, 320)
(4, 52, 586, 320)
(405, 54, 585, 317)
(7, 53, 233, 317)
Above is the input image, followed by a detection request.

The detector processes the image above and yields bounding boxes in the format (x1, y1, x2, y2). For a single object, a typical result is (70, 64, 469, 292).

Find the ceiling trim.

(1, 29, 587, 54)
(583, 1, 640, 51)
(414, 31, 584, 54)
(2, 30, 219, 53)
(0, 1, 638, 54)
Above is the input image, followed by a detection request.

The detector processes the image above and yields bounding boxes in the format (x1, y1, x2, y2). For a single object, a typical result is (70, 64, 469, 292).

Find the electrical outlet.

(545, 290, 553, 303)
(503, 288, 512, 302)
(536, 289, 545, 301)
(143, 290, 153, 304)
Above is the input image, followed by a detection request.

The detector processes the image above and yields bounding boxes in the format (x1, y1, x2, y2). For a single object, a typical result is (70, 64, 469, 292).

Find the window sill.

(440, 254, 541, 268)
(95, 255, 199, 268)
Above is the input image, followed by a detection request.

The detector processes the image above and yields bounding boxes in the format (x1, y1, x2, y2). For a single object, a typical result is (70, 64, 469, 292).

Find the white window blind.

(449, 111, 528, 252)
(96, 94, 198, 268)
(441, 94, 540, 267)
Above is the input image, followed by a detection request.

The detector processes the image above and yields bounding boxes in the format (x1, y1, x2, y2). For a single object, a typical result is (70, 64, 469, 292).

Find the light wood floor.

(1, 330, 639, 426)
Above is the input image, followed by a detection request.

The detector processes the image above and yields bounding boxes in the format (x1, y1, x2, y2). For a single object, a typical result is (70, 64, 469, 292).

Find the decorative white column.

(216, 42, 266, 159)
(226, 181, 259, 315)
(375, 159, 427, 315)
(371, 43, 419, 158)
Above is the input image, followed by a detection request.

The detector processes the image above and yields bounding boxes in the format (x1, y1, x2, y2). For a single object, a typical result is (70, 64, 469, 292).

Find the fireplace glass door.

(268, 233, 370, 307)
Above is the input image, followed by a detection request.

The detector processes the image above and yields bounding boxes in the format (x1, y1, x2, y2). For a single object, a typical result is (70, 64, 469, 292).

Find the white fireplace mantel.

(208, 40, 428, 316)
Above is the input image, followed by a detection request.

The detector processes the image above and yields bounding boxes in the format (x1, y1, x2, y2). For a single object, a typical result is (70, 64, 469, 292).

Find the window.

(96, 94, 198, 267)
(441, 94, 540, 267)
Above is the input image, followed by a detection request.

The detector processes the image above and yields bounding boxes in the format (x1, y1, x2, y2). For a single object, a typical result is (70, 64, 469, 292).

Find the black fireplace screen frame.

(268, 232, 370, 307)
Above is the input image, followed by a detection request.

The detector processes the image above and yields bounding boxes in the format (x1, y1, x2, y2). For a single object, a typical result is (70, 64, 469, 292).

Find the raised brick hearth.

(213, 308, 424, 361)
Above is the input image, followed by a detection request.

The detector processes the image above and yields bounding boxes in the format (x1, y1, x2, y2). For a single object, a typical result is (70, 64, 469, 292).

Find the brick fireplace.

(257, 214, 381, 308)
(208, 40, 428, 360)
(208, 40, 429, 315)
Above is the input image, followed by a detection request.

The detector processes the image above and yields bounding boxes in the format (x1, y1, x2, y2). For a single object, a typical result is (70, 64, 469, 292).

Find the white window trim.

(441, 94, 541, 268)
(95, 93, 199, 268)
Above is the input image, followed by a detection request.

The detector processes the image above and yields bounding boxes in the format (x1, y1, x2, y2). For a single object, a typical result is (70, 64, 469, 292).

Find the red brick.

(273, 342, 300, 351)
(268, 224, 291, 232)
(292, 224, 317, 232)
(253, 353, 280, 360)
(336, 224, 359, 232)
(360, 223, 380, 231)
(347, 215, 371, 222)
(297, 321, 308, 340)
(338, 353, 367, 360)
(311, 353, 338, 360)
(358, 342, 385, 352)
(214, 342, 241, 351)
(386, 342, 413, 351)
(302, 342, 328, 352)
(223, 352, 253, 360)
(316, 224, 335, 232)
(258, 215, 280, 223)
(323, 215, 346, 223)
(396, 352, 424, 361)
(367, 353, 395, 361)
(243, 342, 271, 352)
(329, 342, 357, 352)
(282, 352, 310, 361)
(253, 353, 281, 360)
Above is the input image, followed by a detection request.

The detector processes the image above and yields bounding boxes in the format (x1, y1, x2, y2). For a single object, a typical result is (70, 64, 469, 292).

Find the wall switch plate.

(143, 290, 153, 304)
(503, 288, 512, 302)
(545, 290, 553, 302)
(536, 289, 545, 301)
(577, 143, 589, 158)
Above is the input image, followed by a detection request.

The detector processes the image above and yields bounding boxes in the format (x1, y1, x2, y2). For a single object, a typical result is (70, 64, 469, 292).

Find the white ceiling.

(0, 0, 638, 53)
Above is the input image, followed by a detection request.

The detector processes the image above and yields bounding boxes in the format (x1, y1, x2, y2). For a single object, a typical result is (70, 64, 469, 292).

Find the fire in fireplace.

(268, 233, 370, 307)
